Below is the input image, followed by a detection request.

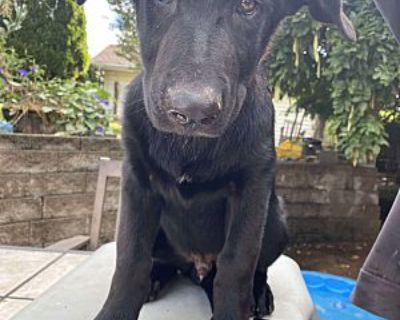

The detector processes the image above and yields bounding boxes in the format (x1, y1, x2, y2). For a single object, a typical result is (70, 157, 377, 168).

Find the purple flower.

(96, 126, 104, 134)
(31, 66, 38, 73)
(18, 68, 29, 77)
(96, 96, 111, 108)
(1, 76, 7, 84)
(0, 67, 3, 74)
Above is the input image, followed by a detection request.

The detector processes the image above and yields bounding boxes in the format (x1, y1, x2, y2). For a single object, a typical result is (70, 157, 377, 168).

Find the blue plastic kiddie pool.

(302, 271, 386, 320)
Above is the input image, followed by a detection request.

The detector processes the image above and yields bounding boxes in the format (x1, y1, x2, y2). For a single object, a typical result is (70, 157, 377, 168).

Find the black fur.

(91, 1, 354, 319)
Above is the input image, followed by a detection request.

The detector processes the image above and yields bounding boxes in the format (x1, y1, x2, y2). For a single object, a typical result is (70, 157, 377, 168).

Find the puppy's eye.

(238, 0, 258, 16)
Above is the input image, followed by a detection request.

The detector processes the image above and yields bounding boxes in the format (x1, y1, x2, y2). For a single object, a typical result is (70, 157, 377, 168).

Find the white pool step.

(13, 242, 318, 320)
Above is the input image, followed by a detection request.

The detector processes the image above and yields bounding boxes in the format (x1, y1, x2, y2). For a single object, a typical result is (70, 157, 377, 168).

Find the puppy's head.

(80, 0, 355, 138)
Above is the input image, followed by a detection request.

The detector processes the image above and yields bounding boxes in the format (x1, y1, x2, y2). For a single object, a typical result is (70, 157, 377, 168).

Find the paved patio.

(0, 246, 90, 320)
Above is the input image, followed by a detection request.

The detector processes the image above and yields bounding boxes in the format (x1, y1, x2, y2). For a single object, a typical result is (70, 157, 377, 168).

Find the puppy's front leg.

(213, 170, 273, 320)
(95, 161, 162, 320)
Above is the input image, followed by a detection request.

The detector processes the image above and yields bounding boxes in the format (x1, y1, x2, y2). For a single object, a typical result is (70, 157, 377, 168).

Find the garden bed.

(286, 241, 373, 279)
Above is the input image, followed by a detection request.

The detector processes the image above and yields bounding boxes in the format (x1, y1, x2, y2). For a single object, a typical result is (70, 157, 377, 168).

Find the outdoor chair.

(45, 158, 122, 252)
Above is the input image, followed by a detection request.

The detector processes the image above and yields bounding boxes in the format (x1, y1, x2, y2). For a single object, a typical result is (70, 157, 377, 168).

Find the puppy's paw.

(252, 283, 274, 319)
(146, 262, 178, 303)
(146, 279, 162, 302)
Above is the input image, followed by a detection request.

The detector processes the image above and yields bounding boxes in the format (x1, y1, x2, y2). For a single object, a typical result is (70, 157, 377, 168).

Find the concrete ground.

(0, 246, 90, 320)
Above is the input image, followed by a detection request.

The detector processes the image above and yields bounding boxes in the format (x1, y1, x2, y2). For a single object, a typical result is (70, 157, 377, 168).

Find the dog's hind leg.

(147, 261, 179, 302)
(252, 191, 289, 319)
(252, 270, 274, 318)
(147, 229, 187, 302)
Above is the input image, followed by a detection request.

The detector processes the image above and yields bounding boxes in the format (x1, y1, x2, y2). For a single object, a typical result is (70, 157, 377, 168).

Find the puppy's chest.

(146, 144, 242, 209)
(144, 139, 238, 255)
(150, 165, 235, 209)
(148, 146, 216, 184)
(159, 186, 228, 255)
(145, 129, 245, 184)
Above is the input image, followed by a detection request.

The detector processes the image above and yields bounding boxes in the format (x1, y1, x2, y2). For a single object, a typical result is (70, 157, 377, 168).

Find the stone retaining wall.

(276, 163, 380, 242)
(0, 134, 380, 246)
(0, 134, 122, 246)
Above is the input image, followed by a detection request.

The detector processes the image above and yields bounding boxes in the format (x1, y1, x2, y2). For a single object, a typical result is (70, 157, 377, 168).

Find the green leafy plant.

(267, 0, 400, 165)
(0, 0, 26, 35)
(0, 60, 116, 135)
(42, 80, 115, 135)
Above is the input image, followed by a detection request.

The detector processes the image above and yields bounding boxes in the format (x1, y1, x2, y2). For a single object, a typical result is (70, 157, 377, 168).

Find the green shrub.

(7, 0, 89, 79)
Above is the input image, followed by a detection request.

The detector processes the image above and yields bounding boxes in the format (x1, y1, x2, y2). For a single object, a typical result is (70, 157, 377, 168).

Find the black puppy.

(78, 1, 355, 319)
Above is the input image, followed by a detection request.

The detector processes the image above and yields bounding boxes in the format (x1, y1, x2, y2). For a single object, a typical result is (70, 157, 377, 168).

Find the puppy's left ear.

(306, 0, 357, 41)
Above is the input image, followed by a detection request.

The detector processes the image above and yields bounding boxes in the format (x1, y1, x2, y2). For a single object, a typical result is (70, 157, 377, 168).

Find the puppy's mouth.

(145, 102, 228, 139)
(150, 114, 225, 138)
(176, 125, 222, 138)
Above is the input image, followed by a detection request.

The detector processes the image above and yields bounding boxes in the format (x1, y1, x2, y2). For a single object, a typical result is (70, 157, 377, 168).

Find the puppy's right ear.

(283, 0, 356, 41)
(306, 0, 356, 41)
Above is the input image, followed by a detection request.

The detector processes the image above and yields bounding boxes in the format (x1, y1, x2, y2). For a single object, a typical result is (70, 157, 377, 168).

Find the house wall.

(0, 134, 380, 247)
(274, 97, 316, 144)
(103, 69, 137, 117)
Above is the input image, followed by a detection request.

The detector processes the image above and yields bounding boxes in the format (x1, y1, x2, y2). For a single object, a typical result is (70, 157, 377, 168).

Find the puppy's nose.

(167, 88, 222, 126)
